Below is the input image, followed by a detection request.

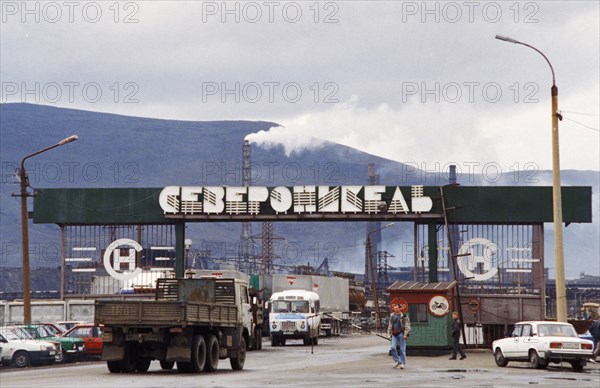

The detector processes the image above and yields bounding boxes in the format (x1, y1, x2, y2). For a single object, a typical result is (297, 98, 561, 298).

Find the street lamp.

(18, 135, 78, 323)
(495, 35, 567, 322)
(366, 222, 395, 329)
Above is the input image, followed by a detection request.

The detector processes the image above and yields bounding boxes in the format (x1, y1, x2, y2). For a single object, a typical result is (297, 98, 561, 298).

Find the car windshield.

(271, 300, 309, 313)
(0, 327, 33, 340)
(537, 324, 578, 337)
(23, 326, 52, 338)
(43, 325, 62, 336)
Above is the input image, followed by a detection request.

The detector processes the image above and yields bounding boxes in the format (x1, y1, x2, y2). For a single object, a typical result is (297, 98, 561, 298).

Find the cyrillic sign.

(159, 185, 433, 215)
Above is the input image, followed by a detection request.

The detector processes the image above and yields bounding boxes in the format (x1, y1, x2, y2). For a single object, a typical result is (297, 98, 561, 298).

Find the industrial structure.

(2, 140, 594, 347)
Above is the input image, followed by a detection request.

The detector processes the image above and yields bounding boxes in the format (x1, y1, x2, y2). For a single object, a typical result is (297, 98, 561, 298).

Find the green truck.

(95, 277, 252, 373)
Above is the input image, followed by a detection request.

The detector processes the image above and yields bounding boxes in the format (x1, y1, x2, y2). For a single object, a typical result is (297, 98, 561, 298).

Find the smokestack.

(449, 164, 457, 185)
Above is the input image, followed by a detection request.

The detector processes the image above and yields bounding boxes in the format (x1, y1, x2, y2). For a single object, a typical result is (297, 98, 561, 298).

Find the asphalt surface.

(1, 333, 599, 387)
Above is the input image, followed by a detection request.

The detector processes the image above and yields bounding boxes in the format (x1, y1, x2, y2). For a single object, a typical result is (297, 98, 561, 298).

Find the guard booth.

(386, 281, 456, 355)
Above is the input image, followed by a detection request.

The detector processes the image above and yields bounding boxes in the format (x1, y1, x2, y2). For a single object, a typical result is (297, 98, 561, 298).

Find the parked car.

(492, 321, 594, 372)
(37, 322, 65, 336)
(56, 321, 85, 332)
(0, 327, 57, 367)
(19, 324, 85, 363)
(62, 324, 103, 357)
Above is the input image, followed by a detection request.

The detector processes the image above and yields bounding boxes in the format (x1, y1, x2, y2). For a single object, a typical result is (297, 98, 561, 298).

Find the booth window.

(408, 303, 428, 323)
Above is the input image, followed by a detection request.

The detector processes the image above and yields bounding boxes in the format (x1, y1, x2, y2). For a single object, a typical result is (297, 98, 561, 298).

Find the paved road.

(1, 334, 599, 387)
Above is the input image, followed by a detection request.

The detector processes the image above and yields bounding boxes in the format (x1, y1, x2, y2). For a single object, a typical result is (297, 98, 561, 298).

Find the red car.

(62, 324, 103, 357)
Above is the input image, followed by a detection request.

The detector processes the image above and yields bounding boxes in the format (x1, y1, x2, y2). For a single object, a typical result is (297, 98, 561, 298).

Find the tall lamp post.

(366, 222, 395, 329)
(18, 135, 78, 324)
(495, 35, 567, 322)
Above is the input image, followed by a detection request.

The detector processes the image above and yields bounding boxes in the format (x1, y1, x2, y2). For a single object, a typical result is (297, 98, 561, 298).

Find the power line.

(563, 116, 599, 132)
(559, 110, 599, 117)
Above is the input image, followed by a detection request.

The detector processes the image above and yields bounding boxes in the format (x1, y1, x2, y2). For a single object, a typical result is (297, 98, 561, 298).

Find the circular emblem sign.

(467, 298, 481, 312)
(390, 298, 409, 314)
(428, 295, 450, 317)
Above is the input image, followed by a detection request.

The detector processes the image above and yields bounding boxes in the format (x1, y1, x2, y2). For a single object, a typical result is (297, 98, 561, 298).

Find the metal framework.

(414, 223, 544, 295)
(60, 224, 176, 296)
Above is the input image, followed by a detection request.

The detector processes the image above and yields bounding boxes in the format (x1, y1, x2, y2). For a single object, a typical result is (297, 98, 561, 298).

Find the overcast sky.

(1, 0, 598, 172)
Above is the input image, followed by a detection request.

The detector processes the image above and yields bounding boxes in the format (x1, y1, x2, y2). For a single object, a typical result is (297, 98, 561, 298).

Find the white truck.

(262, 274, 350, 345)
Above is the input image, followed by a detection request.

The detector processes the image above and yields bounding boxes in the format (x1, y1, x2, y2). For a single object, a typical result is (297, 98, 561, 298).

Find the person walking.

(589, 319, 600, 361)
(449, 311, 466, 360)
(387, 303, 411, 369)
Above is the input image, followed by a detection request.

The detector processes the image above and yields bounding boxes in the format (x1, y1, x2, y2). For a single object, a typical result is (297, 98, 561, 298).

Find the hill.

(0, 103, 598, 294)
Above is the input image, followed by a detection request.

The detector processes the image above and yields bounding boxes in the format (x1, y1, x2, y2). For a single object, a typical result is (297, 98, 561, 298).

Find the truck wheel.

(13, 351, 31, 368)
(303, 337, 310, 346)
(251, 328, 262, 350)
(135, 357, 151, 372)
(177, 362, 192, 373)
(107, 360, 122, 373)
(256, 328, 262, 350)
(160, 360, 175, 370)
(204, 334, 219, 372)
(312, 336, 319, 346)
(120, 354, 137, 373)
(279, 337, 286, 346)
(230, 336, 246, 370)
(271, 335, 277, 347)
(191, 335, 207, 373)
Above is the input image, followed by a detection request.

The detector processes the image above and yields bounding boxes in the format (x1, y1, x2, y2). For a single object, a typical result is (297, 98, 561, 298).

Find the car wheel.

(570, 360, 584, 372)
(494, 348, 508, 367)
(12, 351, 31, 368)
(529, 350, 545, 369)
(54, 350, 65, 364)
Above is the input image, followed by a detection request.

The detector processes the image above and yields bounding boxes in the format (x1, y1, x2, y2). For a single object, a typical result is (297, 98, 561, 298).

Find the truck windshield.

(272, 300, 309, 313)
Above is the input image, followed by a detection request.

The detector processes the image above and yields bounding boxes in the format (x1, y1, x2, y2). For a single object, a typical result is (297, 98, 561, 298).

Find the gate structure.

(33, 184, 592, 341)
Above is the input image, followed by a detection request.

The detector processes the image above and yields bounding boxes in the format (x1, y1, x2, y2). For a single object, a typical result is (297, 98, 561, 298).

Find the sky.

(1, 0, 599, 174)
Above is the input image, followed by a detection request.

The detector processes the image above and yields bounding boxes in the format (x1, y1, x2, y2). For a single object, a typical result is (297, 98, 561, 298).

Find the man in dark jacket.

(589, 320, 600, 360)
(387, 303, 411, 369)
(449, 311, 466, 360)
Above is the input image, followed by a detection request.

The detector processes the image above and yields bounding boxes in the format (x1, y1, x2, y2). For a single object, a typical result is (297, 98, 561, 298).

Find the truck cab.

(269, 289, 321, 346)
(191, 270, 263, 351)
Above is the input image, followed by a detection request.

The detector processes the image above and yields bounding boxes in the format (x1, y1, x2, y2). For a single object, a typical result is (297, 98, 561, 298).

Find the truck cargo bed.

(95, 300, 238, 326)
(95, 278, 238, 327)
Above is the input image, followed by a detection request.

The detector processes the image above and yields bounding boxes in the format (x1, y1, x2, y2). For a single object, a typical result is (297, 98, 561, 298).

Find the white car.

(0, 327, 57, 367)
(492, 321, 594, 372)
